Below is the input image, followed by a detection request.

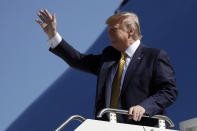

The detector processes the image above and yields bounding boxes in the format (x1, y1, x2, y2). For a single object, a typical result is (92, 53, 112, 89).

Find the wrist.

(48, 31, 57, 39)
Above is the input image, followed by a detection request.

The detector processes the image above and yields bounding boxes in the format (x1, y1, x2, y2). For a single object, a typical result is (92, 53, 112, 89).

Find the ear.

(128, 28, 135, 39)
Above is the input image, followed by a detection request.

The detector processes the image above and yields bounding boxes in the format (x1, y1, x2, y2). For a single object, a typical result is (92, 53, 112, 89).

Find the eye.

(110, 27, 118, 31)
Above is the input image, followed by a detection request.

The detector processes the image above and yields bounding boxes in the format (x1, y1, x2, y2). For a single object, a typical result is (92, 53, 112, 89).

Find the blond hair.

(106, 12, 142, 40)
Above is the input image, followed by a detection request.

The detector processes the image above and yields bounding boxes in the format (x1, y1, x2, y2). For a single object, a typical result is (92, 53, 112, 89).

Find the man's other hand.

(128, 105, 145, 121)
(35, 9, 57, 39)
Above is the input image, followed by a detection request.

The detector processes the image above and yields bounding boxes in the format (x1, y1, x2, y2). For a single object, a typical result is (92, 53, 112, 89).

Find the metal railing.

(97, 108, 174, 128)
(55, 108, 175, 130)
(55, 115, 86, 131)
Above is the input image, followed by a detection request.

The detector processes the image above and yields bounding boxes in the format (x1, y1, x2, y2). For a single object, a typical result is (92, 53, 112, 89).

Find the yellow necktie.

(110, 52, 127, 108)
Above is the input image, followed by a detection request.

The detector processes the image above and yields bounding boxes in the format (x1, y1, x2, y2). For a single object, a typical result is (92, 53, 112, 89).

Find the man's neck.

(121, 39, 137, 52)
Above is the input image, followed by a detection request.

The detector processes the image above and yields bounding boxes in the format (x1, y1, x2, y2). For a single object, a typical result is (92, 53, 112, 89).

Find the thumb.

(52, 13, 56, 22)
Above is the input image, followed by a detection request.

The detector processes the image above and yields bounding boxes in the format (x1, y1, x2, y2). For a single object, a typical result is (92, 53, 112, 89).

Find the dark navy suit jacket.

(50, 39, 178, 127)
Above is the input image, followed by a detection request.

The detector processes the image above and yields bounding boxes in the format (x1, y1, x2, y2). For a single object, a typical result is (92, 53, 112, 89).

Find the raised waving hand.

(35, 9, 57, 39)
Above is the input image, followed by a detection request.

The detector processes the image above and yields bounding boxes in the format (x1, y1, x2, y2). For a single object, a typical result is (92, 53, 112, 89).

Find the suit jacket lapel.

(101, 61, 117, 75)
(120, 44, 144, 96)
(97, 47, 121, 97)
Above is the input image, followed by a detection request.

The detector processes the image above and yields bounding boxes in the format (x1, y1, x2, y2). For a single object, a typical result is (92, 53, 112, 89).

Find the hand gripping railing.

(97, 108, 174, 129)
(55, 115, 86, 131)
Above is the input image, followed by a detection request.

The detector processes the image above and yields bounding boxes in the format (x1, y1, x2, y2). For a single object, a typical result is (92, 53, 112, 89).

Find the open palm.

(36, 9, 57, 39)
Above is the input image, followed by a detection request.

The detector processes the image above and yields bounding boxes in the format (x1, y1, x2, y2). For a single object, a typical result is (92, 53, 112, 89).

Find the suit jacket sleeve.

(139, 50, 178, 116)
(49, 39, 102, 75)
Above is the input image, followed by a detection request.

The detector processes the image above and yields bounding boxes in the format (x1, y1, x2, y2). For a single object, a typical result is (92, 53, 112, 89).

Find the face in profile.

(107, 19, 129, 52)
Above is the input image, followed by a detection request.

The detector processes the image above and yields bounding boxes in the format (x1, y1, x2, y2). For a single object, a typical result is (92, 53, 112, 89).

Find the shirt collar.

(124, 39, 140, 58)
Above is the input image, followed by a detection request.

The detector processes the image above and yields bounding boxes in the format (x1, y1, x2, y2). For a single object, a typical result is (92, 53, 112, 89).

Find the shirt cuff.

(48, 32, 62, 49)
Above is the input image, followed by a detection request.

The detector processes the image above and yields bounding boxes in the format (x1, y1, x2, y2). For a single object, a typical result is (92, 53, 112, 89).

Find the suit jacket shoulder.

(141, 44, 163, 57)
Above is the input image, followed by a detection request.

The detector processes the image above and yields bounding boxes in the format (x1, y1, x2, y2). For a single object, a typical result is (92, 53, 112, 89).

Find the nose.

(108, 29, 116, 37)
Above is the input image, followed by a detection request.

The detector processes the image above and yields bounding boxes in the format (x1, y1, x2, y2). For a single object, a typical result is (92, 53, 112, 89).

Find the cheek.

(121, 32, 129, 40)
(110, 32, 122, 40)
(109, 30, 117, 37)
(109, 30, 128, 42)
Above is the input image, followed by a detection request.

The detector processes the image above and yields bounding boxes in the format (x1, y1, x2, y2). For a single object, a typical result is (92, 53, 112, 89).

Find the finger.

(128, 107, 134, 120)
(52, 13, 56, 22)
(39, 10, 49, 20)
(35, 19, 42, 25)
(137, 111, 143, 121)
(37, 13, 46, 23)
(129, 107, 134, 115)
(44, 9, 52, 19)
(128, 115, 133, 120)
(133, 108, 140, 121)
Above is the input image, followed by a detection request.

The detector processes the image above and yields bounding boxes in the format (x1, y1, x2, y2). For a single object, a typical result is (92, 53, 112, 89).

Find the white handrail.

(97, 108, 174, 128)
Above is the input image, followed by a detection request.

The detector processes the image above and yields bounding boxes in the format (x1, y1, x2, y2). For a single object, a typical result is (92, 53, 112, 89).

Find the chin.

(112, 45, 121, 52)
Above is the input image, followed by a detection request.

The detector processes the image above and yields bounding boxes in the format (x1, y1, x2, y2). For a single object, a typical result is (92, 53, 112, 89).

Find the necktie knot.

(121, 52, 127, 61)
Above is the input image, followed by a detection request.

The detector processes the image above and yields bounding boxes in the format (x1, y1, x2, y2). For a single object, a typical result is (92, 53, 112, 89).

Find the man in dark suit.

(36, 9, 178, 127)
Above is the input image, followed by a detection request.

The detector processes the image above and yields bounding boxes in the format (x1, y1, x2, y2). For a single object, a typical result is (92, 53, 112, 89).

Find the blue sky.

(0, 0, 121, 130)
